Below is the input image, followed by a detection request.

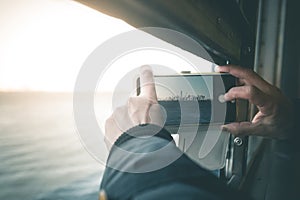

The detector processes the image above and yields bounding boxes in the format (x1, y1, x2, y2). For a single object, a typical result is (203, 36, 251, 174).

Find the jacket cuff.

(114, 124, 173, 146)
(114, 124, 173, 148)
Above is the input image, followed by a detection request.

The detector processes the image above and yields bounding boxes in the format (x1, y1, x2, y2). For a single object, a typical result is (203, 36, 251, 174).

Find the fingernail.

(214, 65, 220, 72)
(218, 93, 229, 102)
(218, 94, 226, 103)
(223, 93, 229, 101)
(140, 65, 152, 72)
(221, 125, 228, 132)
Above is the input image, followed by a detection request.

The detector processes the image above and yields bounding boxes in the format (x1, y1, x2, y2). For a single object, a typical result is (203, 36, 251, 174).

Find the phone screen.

(137, 74, 236, 126)
(154, 75, 212, 125)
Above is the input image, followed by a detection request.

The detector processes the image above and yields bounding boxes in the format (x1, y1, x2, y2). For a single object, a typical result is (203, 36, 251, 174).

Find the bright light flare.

(0, 0, 133, 91)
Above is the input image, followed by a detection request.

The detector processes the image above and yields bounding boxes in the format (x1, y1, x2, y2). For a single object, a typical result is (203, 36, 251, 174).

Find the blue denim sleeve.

(100, 124, 244, 200)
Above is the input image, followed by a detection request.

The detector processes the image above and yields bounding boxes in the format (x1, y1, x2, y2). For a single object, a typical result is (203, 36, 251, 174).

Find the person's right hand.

(104, 65, 164, 150)
(216, 65, 294, 140)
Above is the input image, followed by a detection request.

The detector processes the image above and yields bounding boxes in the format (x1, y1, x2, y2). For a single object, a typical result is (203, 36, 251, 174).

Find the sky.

(0, 0, 214, 92)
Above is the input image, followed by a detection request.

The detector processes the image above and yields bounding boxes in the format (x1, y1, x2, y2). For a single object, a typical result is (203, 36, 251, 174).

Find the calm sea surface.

(0, 92, 107, 200)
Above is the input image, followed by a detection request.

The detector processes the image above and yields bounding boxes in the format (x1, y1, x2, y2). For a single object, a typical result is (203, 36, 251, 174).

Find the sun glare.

(0, 0, 133, 92)
(0, 0, 214, 92)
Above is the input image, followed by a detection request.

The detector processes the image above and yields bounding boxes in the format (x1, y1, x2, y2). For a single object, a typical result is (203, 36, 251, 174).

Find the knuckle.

(231, 126, 241, 135)
(247, 86, 253, 95)
(231, 87, 240, 99)
(246, 86, 257, 97)
(244, 68, 255, 77)
(105, 117, 114, 126)
(245, 68, 254, 75)
(271, 85, 281, 94)
(128, 98, 143, 109)
(128, 96, 136, 104)
(227, 87, 237, 99)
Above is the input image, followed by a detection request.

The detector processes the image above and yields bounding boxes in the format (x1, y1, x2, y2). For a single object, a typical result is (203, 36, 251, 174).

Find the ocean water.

(0, 92, 106, 200)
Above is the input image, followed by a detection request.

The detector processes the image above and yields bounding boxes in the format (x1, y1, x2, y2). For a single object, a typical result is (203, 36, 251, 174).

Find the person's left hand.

(104, 65, 164, 150)
(216, 65, 294, 140)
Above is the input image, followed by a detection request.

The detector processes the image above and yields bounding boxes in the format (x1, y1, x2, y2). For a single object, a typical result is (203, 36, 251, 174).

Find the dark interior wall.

(242, 1, 300, 200)
(283, 1, 300, 197)
(281, 0, 300, 99)
(237, 0, 259, 30)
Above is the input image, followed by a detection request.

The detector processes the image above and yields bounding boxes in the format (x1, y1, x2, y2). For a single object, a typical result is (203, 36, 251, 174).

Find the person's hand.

(216, 65, 294, 140)
(104, 65, 165, 150)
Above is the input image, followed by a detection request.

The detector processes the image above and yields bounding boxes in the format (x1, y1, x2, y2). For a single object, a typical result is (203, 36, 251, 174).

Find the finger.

(149, 104, 166, 127)
(112, 106, 134, 132)
(104, 116, 122, 149)
(223, 122, 284, 139)
(215, 65, 252, 79)
(216, 65, 260, 82)
(127, 96, 151, 125)
(216, 65, 272, 93)
(237, 78, 246, 86)
(251, 111, 265, 124)
(221, 122, 265, 137)
(224, 85, 268, 107)
(139, 65, 158, 102)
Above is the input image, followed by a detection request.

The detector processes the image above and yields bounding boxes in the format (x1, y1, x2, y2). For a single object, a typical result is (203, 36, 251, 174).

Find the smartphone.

(137, 73, 236, 126)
